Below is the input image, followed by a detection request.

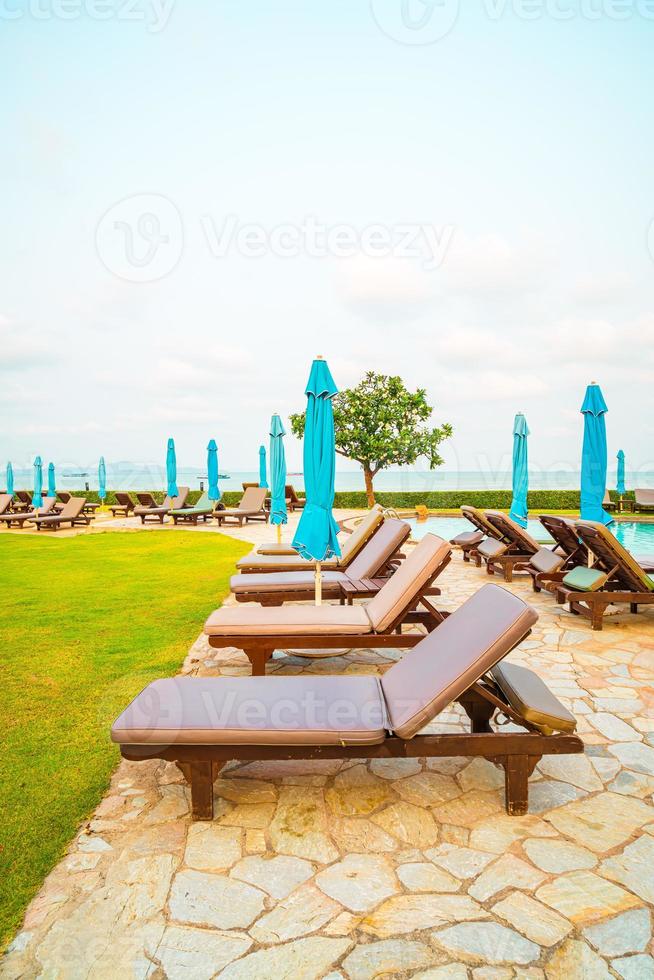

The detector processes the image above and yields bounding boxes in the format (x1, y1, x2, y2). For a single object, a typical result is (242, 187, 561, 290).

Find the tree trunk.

(363, 467, 375, 508)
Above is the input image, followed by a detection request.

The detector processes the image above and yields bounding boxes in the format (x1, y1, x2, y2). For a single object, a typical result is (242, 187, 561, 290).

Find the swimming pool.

(407, 517, 654, 557)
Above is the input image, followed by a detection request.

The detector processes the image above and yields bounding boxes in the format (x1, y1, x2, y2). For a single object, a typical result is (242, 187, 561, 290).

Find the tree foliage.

(290, 371, 452, 505)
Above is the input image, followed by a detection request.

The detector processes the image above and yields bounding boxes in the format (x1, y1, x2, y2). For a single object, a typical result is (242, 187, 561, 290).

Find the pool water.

(407, 517, 654, 557)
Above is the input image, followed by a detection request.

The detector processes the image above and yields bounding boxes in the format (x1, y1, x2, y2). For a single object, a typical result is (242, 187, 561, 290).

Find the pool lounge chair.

(0, 497, 56, 527)
(205, 533, 452, 674)
(450, 506, 507, 564)
(603, 490, 617, 513)
(170, 491, 214, 525)
(527, 516, 589, 593)
(12, 490, 34, 512)
(478, 511, 541, 582)
(112, 583, 582, 820)
(110, 492, 137, 517)
(0, 494, 12, 516)
(286, 484, 306, 511)
(134, 488, 189, 524)
(238, 505, 384, 572)
(32, 496, 90, 530)
(553, 520, 654, 630)
(215, 487, 268, 527)
(230, 518, 412, 605)
(634, 489, 654, 513)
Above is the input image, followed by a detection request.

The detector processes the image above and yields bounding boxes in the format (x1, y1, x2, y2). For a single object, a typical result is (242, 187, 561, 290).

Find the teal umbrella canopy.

(616, 449, 626, 496)
(6, 462, 14, 496)
(47, 462, 56, 499)
(259, 445, 268, 488)
(166, 438, 178, 498)
(98, 457, 107, 501)
(292, 357, 341, 562)
(508, 413, 530, 528)
(580, 383, 612, 525)
(269, 414, 287, 527)
(207, 439, 221, 501)
(32, 456, 43, 507)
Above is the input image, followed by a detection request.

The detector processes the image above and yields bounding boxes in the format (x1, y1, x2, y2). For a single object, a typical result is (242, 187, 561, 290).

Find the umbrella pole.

(315, 561, 322, 606)
(277, 524, 282, 544)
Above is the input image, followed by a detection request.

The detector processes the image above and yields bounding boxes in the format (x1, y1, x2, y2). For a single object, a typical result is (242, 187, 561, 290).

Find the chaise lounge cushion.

(205, 603, 372, 636)
(365, 535, 451, 633)
(111, 674, 387, 746)
(529, 547, 566, 575)
(451, 529, 484, 546)
(230, 570, 346, 594)
(477, 538, 508, 559)
(491, 662, 576, 735)
(380, 584, 538, 740)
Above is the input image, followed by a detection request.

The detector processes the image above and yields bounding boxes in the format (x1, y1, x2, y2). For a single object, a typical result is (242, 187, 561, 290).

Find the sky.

(2, 0, 653, 484)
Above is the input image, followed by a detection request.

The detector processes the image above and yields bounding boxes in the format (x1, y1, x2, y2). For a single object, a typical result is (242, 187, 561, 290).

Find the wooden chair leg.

(246, 646, 274, 676)
(188, 762, 214, 820)
(503, 755, 531, 815)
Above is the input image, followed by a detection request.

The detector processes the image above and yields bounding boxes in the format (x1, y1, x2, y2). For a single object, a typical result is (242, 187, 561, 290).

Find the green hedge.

(21, 488, 632, 510)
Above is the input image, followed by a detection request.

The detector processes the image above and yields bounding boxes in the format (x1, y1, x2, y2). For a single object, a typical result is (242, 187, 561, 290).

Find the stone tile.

(371, 801, 439, 848)
(392, 771, 462, 806)
(537, 754, 603, 791)
(369, 758, 422, 780)
(218, 936, 352, 980)
(432, 922, 539, 965)
(544, 938, 612, 979)
(230, 854, 313, 899)
(527, 780, 586, 813)
(611, 954, 654, 980)
(184, 824, 241, 871)
(152, 925, 252, 979)
(424, 844, 495, 879)
(269, 786, 339, 864)
(219, 803, 276, 829)
(536, 871, 639, 926)
(609, 769, 654, 798)
(168, 870, 265, 929)
(469, 815, 556, 854)
(362, 894, 488, 937)
(315, 855, 398, 913)
(588, 712, 642, 742)
(600, 836, 654, 904)
(214, 776, 277, 803)
(396, 862, 460, 893)
(468, 854, 546, 902)
(249, 883, 341, 944)
(330, 817, 397, 853)
(456, 758, 505, 792)
(492, 891, 572, 946)
(413, 967, 468, 980)
(325, 764, 396, 816)
(342, 939, 435, 980)
(522, 837, 597, 873)
(426, 790, 504, 827)
(584, 909, 652, 957)
(609, 742, 654, 776)
(545, 792, 653, 852)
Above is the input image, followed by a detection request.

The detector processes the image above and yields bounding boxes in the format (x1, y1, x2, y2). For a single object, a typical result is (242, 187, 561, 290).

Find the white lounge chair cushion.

(111, 674, 387, 746)
(230, 571, 346, 594)
(205, 604, 371, 636)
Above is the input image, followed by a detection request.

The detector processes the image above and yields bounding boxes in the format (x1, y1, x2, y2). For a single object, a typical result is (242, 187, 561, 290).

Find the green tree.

(290, 372, 453, 508)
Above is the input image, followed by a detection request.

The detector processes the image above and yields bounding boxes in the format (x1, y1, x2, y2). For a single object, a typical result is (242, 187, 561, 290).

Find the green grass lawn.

(0, 529, 249, 950)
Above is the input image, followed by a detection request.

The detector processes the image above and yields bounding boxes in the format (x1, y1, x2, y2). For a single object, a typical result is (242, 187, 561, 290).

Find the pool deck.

(1, 515, 654, 979)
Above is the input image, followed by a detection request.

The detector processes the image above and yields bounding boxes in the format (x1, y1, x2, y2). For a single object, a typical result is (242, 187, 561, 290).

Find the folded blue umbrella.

(6, 462, 14, 496)
(292, 357, 341, 565)
(259, 445, 268, 489)
(269, 415, 287, 529)
(207, 439, 221, 502)
(98, 457, 107, 501)
(47, 462, 56, 499)
(32, 456, 43, 507)
(508, 413, 529, 529)
(580, 383, 612, 525)
(616, 449, 626, 496)
(166, 438, 178, 498)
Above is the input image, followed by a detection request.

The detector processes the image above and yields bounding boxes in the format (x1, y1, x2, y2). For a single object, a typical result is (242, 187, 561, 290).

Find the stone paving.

(2, 522, 654, 980)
